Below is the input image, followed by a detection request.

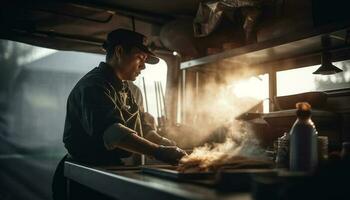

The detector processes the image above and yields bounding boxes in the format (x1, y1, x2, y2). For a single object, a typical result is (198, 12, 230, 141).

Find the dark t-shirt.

(63, 62, 143, 165)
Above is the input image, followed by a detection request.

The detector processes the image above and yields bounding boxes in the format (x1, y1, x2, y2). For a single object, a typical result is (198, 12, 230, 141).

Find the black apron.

(52, 155, 68, 200)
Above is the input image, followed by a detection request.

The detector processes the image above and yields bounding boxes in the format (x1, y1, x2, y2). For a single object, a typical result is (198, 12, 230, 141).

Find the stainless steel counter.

(64, 161, 252, 200)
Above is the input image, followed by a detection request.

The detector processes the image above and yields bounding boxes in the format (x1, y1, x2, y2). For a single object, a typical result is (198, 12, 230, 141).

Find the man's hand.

(153, 145, 188, 165)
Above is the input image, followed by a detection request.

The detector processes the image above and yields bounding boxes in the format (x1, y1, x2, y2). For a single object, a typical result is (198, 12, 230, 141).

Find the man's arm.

(81, 84, 185, 164)
(103, 123, 158, 156)
(103, 123, 187, 165)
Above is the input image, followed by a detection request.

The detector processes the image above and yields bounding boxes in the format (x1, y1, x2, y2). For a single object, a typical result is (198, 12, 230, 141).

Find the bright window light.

(277, 60, 350, 96)
(232, 75, 269, 100)
(134, 59, 168, 118)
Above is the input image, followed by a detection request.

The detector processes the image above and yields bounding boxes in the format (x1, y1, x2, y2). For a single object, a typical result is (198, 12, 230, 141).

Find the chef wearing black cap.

(52, 29, 187, 200)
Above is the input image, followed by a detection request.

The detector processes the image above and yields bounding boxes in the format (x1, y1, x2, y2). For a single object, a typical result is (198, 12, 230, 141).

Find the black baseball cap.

(102, 28, 159, 64)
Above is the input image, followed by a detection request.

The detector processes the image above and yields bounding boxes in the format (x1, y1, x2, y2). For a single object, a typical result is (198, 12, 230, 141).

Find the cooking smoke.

(166, 63, 269, 170)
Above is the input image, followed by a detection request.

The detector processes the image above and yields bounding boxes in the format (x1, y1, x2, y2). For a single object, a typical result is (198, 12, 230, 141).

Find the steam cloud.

(167, 63, 265, 148)
(178, 120, 267, 172)
(166, 62, 269, 170)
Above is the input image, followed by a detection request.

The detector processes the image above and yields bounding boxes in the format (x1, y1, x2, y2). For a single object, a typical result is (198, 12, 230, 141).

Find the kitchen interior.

(1, 0, 350, 199)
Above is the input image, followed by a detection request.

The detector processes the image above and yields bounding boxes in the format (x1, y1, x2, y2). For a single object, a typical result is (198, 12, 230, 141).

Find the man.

(53, 28, 186, 200)
(63, 28, 186, 165)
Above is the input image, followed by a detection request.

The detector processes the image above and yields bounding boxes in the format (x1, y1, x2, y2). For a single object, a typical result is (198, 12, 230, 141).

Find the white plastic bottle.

(289, 102, 318, 172)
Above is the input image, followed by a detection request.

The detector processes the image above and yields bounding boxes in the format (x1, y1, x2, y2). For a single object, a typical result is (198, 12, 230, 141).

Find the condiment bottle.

(289, 102, 318, 172)
(341, 142, 350, 161)
(276, 132, 290, 168)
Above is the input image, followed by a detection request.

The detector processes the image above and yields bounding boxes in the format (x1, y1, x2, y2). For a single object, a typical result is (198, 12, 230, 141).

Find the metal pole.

(181, 70, 186, 123)
(154, 81, 160, 118)
(142, 77, 149, 112)
(157, 82, 163, 116)
(195, 71, 199, 125)
(159, 81, 166, 118)
(268, 69, 277, 112)
(157, 81, 163, 117)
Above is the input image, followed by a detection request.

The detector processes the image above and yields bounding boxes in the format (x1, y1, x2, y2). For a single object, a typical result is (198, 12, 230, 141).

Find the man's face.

(118, 47, 148, 81)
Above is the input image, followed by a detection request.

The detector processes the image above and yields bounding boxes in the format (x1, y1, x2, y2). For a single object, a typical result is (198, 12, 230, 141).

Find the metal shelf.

(180, 23, 350, 70)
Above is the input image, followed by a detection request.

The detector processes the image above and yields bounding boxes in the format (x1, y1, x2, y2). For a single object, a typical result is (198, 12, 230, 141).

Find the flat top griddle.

(141, 165, 214, 180)
(141, 165, 277, 191)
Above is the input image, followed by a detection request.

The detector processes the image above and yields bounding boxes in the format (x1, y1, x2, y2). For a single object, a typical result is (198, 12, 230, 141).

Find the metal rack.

(180, 23, 350, 70)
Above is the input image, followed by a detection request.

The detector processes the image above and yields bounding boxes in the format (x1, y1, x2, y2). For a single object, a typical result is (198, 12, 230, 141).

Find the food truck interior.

(1, 0, 350, 199)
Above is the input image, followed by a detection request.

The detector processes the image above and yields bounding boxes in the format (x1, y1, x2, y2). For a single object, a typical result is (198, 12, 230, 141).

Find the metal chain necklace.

(119, 81, 131, 110)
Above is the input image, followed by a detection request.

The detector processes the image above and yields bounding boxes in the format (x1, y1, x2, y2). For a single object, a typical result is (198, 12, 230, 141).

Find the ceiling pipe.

(68, 1, 173, 25)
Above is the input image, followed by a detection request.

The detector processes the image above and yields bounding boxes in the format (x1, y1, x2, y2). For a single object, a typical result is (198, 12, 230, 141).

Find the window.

(0, 40, 108, 157)
(133, 59, 168, 120)
(277, 60, 350, 96)
(189, 73, 269, 127)
(230, 73, 270, 113)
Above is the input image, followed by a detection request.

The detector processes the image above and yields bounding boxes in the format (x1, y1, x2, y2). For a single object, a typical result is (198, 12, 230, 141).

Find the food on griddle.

(178, 154, 273, 173)
(176, 130, 272, 173)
